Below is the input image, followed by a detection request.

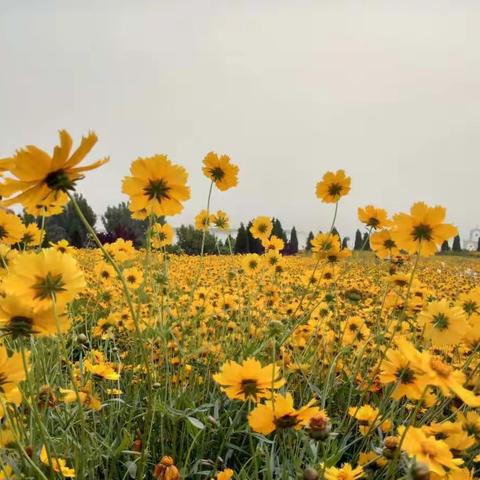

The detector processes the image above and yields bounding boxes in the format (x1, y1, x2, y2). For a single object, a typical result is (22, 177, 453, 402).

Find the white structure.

(463, 227, 480, 251)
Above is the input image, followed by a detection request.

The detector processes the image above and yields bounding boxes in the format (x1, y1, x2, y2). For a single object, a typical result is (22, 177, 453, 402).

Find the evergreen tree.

(353, 229, 363, 250)
(478, 237, 480, 252)
(440, 240, 450, 252)
(234, 223, 249, 254)
(272, 218, 288, 242)
(341, 237, 349, 249)
(45, 193, 96, 247)
(287, 226, 299, 255)
(362, 232, 371, 251)
(452, 235, 462, 252)
(246, 221, 264, 254)
(305, 231, 314, 251)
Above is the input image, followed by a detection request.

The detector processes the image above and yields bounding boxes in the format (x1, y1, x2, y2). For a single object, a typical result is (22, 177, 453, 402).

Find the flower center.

(241, 379, 259, 398)
(275, 414, 299, 429)
(209, 167, 225, 181)
(32, 272, 67, 300)
(429, 358, 451, 377)
(368, 217, 380, 228)
(144, 179, 170, 201)
(412, 223, 433, 242)
(384, 239, 396, 249)
(45, 169, 75, 191)
(328, 183, 343, 197)
(396, 366, 416, 384)
(432, 313, 449, 331)
(0, 225, 7, 240)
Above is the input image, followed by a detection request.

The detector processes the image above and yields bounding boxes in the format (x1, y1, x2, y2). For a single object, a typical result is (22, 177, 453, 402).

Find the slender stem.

(200, 181, 214, 256)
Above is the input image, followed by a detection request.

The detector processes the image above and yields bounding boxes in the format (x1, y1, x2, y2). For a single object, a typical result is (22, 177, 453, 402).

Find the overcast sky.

(1, 1, 479, 243)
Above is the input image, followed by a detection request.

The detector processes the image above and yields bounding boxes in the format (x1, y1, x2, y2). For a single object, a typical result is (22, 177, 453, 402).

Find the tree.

(285, 226, 299, 255)
(272, 218, 288, 243)
(452, 235, 462, 252)
(305, 231, 314, 251)
(45, 193, 96, 247)
(341, 237, 350, 250)
(101, 202, 150, 246)
(175, 225, 217, 255)
(478, 237, 480, 252)
(246, 221, 264, 254)
(362, 232, 371, 251)
(234, 223, 249, 254)
(440, 240, 450, 252)
(353, 229, 363, 250)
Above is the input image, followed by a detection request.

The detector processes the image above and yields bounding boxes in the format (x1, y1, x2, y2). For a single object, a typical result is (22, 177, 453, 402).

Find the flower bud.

(412, 462, 430, 480)
(153, 456, 180, 480)
(303, 467, 319, 480)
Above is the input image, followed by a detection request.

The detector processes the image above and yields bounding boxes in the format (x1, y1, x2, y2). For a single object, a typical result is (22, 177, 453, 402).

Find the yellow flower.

(417, 300, 468, 347)
(248, 392, 320, 434)
(40, 445, 76, 478)
(0, 210, 24, 245)
(398, 425, 462, 477)
(316, 170, 351, 203)
(241, 254, 261, 275)
(0, 465, 15, 479)
(392, 202, 457, 256)
(358, 205, 390, 230)
(19, 222, 42, 247)
(122, 155, 190, 219)
(0, 130, 108, 210)
(60, 382, 102, 411)
(324, 463, 364, 480)
(0, 295, 69, 337)
(195, 209, 215, 231)
(213, 357, 285, 401)
(151, 223, 174, 248)
(202, 152, 239, 191)
(370, 229, 399, 259)
(310, 232, 341, 259)
(50, 239, 75, 255)
(84, 359, 120, 381)
(262, 235, 284, 252)
(3, 249, 85, 312)
(216, 469, 234, 480)
(250, 216, 273, 240)
(212, 210, 230, 230)
(0, 346, 27, 417)
(348, 404, 380, 435)
(123, 266, 144, 290)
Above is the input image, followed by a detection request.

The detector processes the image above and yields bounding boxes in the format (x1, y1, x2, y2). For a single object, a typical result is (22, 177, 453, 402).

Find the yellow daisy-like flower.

(213, 357, 285, 402)
(0, 130, 108, 210)
(40, 445, 76, 478)
(50, 239, 75, 255)
(358, 205, 390, 230)
(19, 222, 43, 247)
(392, 202, 457, 256)
(417, 299, 468, 347)
(250, 216, 273, 240)
(212, 210, 230, 230)
(0, 210, 24, 246)
(122, 155, 191, 219)
(262, 235, 284, 252)
(3, 249, 86, 312)
(248, 392, 320, 435)
(324, 463, 364, 480)
(241, 254, 261, 275)
(216, 468, 234, 480)
(398, 425, 463, 477)
(370, 229, 400, 259)
(151, 223, 174, 248)
(202, 152, 239, 191)
(123, 266, 144, 290)
(316, 170, 351, 203)
(195, 209, 215, 231)
(0, 295, 69, 337)
(0, 345, 26, 417)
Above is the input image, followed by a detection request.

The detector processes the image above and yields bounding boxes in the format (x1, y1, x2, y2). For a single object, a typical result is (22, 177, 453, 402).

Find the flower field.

(0, 131, 479, 480)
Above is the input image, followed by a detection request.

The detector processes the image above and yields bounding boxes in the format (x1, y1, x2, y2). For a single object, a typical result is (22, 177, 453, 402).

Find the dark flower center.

(432, 313, 449, 331)
(327, 183, 343, 197)
(275, 414, 299, 429)
(384, 239, 396, 249)
(45, 169, 75, 191)
(412, 223, 433, 242)
(0, 225, 6, 240)
(33, 272, 67, 300)
(396, 366, 416, 384)
(209, 167, 225, 181)
(241, 379, 259, 398)
(368, 217, 380, 228)
(144, 179, 170, 201)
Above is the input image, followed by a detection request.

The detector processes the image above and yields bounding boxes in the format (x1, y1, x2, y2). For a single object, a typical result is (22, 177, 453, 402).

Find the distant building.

(463, 227, 480, 251)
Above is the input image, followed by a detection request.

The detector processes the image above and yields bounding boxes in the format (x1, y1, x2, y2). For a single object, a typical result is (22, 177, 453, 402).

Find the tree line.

(27, 194, 477, 254)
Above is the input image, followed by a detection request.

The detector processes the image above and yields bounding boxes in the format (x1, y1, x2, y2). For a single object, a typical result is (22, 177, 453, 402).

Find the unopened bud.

(303, 467, 319, 480)
(412, 462, 430, 480)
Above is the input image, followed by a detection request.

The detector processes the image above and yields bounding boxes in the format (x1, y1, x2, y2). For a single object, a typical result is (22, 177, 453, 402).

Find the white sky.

(1, 1, 479, 243)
